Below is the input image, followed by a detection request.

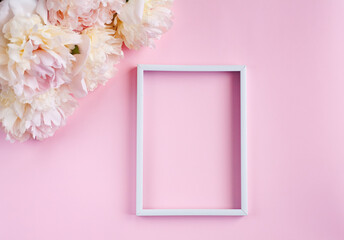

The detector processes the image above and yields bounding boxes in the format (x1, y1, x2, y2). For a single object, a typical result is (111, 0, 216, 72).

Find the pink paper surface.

(1, 0, 344, 239)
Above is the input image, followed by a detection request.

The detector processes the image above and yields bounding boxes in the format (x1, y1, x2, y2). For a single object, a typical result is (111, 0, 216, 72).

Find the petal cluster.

(116, 0, 173, 49)
(82, 27, 123, 91)
(0, 14, 81, 98)
(0, 0, 173, 142)
(0, 86, 77, 142)
(47, 0, 125, 32)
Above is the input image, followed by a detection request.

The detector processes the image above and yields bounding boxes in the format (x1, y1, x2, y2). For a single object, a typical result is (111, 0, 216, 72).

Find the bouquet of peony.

(0, 0, 173, 142)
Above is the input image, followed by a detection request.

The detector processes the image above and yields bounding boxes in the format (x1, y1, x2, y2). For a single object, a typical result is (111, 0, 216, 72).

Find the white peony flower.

(0, 85, 77, 142)
(116, 0, 173, 49)
(0, 14, 84, 99)
(81, 27, 123, 91)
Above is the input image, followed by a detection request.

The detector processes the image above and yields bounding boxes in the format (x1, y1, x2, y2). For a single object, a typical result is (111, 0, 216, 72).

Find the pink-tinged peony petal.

(32, 112, 41, 126)
(25, 76, 40, 90)
(36, 0, 48, 24)
(69, 72, 88, 98)
(50, 109, 62, 126)
(0, 108, 17, 130)
(9, 0, 37, 16)
(43, 109, 61, 126)
(13, 83, 23, 96)
(73, 34, 91, 76)
(118, 0, 144, 25)
(0, 66, 9, 79)
(35, 50, 54, 66)
(13, 100, 25, 119)
(0, 0, 11, 30)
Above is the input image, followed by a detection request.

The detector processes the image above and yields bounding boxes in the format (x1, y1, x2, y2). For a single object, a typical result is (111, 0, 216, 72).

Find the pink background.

(0, 0, 344, 239)
(143, 71, 241, 209)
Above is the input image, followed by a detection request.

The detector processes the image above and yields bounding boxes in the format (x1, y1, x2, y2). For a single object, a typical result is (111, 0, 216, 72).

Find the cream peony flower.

(47, 0, 125, 32)
(116, 0, 173, 49)
(81, 27, 123, 91)
(0, 85, 77, 142)
(0, 14, 83, 98)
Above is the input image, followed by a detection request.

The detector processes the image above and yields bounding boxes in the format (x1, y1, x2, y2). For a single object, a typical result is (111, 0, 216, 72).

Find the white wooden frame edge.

(136, 64, 247, 216)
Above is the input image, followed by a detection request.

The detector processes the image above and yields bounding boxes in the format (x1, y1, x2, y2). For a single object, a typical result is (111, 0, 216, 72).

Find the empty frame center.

(143, 71, 241, 209)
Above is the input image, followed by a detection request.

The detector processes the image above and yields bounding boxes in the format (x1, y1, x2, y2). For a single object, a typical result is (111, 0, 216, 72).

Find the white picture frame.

(136, 65, 247, 216)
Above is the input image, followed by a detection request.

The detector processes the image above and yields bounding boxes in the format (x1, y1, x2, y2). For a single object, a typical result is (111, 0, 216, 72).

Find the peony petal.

(69, 72, 88, 98)
(43, 109, 61, 126)
(50, 109, 62, 126)
(0, 66, 9, 80)
(73, 34, 90, 76)
(118, 0, 144, 25)
(32, 112, 41, 126)
(0, 0, 11, 30)
(1, 108, 17, 130)
(9, 0, 37, 16)
(36, 0, 48, 24)
(13, 101, 25, 119)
